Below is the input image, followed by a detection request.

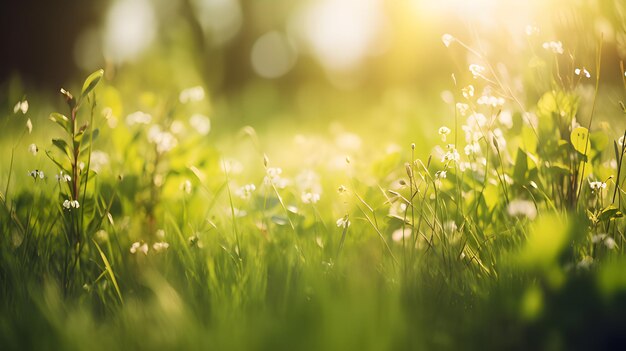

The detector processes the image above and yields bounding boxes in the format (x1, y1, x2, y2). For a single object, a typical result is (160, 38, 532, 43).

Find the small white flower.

(574, 67, 591, 78)
(180, 179, 192, 194)
(542, 41, 564, 54)
(456, 103, 469, 116)
(152, 242, 170, 253)
(525, 25, 539, 36)
(441, 33, 455, 47)
(477, 95, 505, 107)
(179, 86, 205, 103)
(28, 170, 44, 179)
(13, 100, 28, 114)
(438, 126, 451, 142)
(26, 118, 32, 134)
(336, 216, 350, 229)
(62, 199, 79, 210)
(441, 149, 460, 163)
(469, 64, 486, 78)
(589, 181, 607, 191)
(148, 125, 178, 154)
(28, 143, 38, 155)
(392, 228, 412, 242)
(462, 85, 474, 99)
(55, 171, 71, 182)
(235, 184, 256, 199)
(301, 192, 321, 204)
(130, 242, 149, 255)
(507, 199, 537, 220)
(125, 111, 152, 126)
(189, 113, 211, 135)
(435, 170, 447, 179)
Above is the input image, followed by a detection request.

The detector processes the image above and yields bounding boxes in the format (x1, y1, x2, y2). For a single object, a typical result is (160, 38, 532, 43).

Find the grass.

(3, 9, 626, 351)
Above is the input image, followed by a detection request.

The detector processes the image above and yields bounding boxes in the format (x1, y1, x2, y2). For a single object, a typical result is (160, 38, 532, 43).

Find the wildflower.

(189, 113, 211, 135)
(469, 64, 486, 78)
(152, 242, 170, 253)
(441, 33, 455, 47)
(28, 143, 38, 155)
(264, 167, 289, 188)
(125, 111, 152, 126)
(62, 199, 80, 209)
(177, 179, 191, 194)
(592, 234, 618, 250)
(438, 126, 451, 142)
(130, 241, 149, 255)
(574, 67, 591, 78)
(435, 170, 447, 179)
(148, 125, 178, 154)
(28, 170, 44, 179)
(89, 151, 110, 173)
(462, 85, 474, 99)
(301, 192, 321, 204)
(13, 100, 28, 114)
(441, 148, 460, 163)
(589, 181, 607, 191)
(26, 119, 32, 134)
(456, 103, 469, 116)
(336, 216, 350, 229)
(235, 184, 256, 199)
(525, 25, 539, 36)
(179, 86, 205, 103)
(507, 199, 537, 220)
(392, 228, 412, 242)
(55, 171, 71, 182)
(477, 94, 505, 107)
(542, 41, 564, 54)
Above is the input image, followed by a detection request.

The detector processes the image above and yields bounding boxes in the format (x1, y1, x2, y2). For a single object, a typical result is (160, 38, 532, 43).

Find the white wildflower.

(441, 148, 460, 163)
(130, 242, 149, 255)
(179, 86, 205, 103)
(55, 171, 71, 182)
(28, 170, 44, 179)
(13, 100, 28, 114)
(462, 85, 474, 99)
(392, 228, 412, 242)
(469, 64, 486, 78)
(507, 199, 537, 220)
(477, 95, 506, 107)
(301, 192, 321, 204)
(456, 103, 469, 116)
(148, 125, 178, 154)
(180, 179, 192, 194)
(441, 33, 455, 47)
(189, 114, 211, 135)
(336, 216, 350, 229)
(589, 181, 607, 191)
(542, 41, 564, 54)
(574, 67, 591, 78)
(152, 242, 170, 253)
(28, 143, 38, 155)
(235, 184, 256, 199)
(89, 151, 110, 173)
(62, 199, 80, 210)
(125, 111, 152, 126)
(438, 126, 451, 142)
(26, 119, 32, 134)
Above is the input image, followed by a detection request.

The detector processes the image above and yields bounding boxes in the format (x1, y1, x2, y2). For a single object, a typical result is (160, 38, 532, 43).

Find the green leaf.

(49, 113, 71, 134)
(513, 148, 528, 183)
(599, 206, 624, 222)
(81, 69, 104, 98)
(570, 126, 591, 155)
(93, 239, 124, 304)
(52, 138, 72, 160)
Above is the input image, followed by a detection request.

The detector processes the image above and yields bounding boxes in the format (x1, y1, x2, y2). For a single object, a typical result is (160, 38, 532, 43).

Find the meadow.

(2, 0, 626, 350)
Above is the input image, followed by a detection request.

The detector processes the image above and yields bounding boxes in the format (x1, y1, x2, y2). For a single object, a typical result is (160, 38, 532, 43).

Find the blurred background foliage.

(2, 0, 626, 139)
